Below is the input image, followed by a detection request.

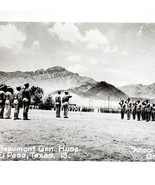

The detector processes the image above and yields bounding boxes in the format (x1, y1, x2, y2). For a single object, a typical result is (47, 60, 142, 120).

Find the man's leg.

(58, 105, 61, 117)
(23, 102, 29, 120)
(0, 103, 4, 118)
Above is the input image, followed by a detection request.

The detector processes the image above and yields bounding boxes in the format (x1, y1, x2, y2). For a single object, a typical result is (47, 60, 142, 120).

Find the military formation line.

(119, 98, 155, 122)
(0, 83, 72, 120)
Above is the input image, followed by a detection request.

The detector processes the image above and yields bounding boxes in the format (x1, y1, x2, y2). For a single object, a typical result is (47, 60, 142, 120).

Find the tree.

(31, 86, 44, 108)
(42, 95, 54, 110)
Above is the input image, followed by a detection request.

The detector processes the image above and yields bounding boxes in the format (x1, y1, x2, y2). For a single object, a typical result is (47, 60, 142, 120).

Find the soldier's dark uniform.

(141, 101, 146, 120)
(62, 92, 72, 118)
(132, 103, 137, 120)
(22, 83, 31, 120)
(119, 100, 126, 119)
(145, 100, 151, 122)
(55, 91, 61, 118)
(136, 101, 141, 121)
(125, 98, 132, 120)
(151, 104, 155, 121)
(14, 86, 22, 120)
(0, 85, 6, 119)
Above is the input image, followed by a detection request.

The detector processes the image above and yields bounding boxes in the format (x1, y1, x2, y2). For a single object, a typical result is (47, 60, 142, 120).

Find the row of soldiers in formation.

(0, 83, 31, 120)
(119, 98, 155, 122)
(0, 83, 72, 120)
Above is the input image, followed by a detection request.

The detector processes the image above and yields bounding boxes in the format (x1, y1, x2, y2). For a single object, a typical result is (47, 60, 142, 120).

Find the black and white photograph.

(1, 21, 155, 162)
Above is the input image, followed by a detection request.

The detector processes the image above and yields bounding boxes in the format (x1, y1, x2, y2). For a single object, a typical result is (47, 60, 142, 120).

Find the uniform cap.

(24, 83, 29, 86)
(16, 86, 21, 90)
(7, 86, 12, 90)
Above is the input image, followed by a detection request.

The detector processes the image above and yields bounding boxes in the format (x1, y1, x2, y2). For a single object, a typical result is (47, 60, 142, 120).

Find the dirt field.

(0, 109, 155, 161)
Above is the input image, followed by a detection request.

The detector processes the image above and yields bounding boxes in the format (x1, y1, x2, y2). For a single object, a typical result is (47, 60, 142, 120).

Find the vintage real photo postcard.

(0, 21, 155, 161)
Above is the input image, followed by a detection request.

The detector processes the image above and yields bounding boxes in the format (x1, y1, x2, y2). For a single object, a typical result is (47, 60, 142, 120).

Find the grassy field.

(0, 109, 155, 161)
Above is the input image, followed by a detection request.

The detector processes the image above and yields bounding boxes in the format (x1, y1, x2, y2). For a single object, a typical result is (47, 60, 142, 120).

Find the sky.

(0, 22, 155, 87)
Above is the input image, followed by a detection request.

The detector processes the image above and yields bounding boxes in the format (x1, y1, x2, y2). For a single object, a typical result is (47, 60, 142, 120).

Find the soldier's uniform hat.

(0, 83, 7, 90)
(7, 86, 12, 90)
(16, 86, 21, 90)
(24, 83, 29, 86)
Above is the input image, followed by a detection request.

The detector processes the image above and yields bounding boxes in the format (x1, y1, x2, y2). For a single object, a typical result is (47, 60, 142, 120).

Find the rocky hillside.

(0, 66, 127, 101)
(0, 66, 95, 94)
(69, 81, 127, 100)
(119, 83, 155, 99)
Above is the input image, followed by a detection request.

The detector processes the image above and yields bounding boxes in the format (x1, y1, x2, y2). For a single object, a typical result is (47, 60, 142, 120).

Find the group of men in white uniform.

(0, 83, 73, 120)
(0, 83, 31, 120)
(119, 98, 155, 122)
(55, 91, 72, 118)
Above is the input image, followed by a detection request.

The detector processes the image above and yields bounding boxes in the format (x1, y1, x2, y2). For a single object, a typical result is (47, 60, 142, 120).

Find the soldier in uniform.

(13, 86, 22, 120)
(62, 91, 72, 118)
(125, 98, 132, 120)
(22, 83, 31, 120)
(151, 103, 155, 121)
(141, 100, 147, 120)
(119, 100, 126, 119)
(0, 84, 7, 119)
(55, 91, 61, 118)
(136, 100, 141, 121)
(4, 86, 13, 119)
(145, 100, 151, 122)
(132, 102, 137, 120)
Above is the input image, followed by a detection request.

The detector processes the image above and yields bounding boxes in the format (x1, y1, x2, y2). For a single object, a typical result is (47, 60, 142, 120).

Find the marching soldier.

(151, 103, 155, 121)
(145, 100, 151, 122)
(62, 91, 72, 118)
(22, 83, 31, 120)
(119, 100, 126, 119)
(132, 102, 137, 120)
(4, 86, 13, 119)
(125, 98, 132, 120)
(0, 84, 7, 119)
(136, 100, 141, 121)
(55, 91, 61, 118)
(13, 86, 22, 120)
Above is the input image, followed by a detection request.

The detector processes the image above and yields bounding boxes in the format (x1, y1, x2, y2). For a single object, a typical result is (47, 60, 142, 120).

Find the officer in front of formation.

(55, 91, 61, 118)
(62, 91, 72, 118)
(22, 83, 31, 120)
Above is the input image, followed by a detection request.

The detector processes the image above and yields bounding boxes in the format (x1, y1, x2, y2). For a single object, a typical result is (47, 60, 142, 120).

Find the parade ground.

(0, 109, 155, 161)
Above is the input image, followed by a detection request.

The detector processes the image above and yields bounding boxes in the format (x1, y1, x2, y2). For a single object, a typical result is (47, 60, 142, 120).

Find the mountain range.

(0, 66, 127, 102)
(119, 83, 155, 99)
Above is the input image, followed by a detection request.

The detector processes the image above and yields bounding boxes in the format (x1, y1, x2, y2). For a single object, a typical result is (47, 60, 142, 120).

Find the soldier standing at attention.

(4, 86, 13, 119)
(145, 100, 151, 122)
(125, 98, 132, 120)
(0, 84, 7, 119)
(119, 100, 126, 119)
(151, 103, 155, 121)
(141, 100, 147, 120)
(55, 91, 61, 118)
(62, 91, 72, 118)
(132, 102, 137, 120)
(136, 100, 141, 121)
(22, 83, 31, 120)
(13, 86, 22, 120)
